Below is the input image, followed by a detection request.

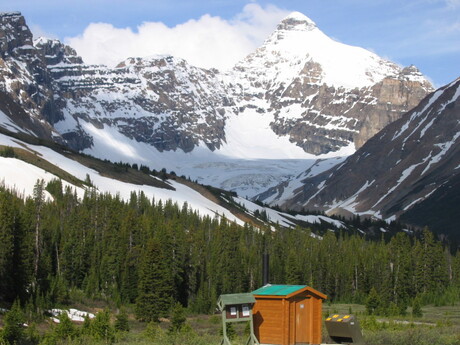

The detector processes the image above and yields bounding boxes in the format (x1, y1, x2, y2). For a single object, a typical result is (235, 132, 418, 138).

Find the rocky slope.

(1, 11, 433, 154)
(0, 12, 60, 140)
(264, 77, 460, 237)
(230, 12, 433, 154)
(0, 11, 434, 197)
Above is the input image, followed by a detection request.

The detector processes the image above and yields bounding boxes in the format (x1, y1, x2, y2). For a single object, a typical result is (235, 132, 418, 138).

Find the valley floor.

(2, 302, 459, 345)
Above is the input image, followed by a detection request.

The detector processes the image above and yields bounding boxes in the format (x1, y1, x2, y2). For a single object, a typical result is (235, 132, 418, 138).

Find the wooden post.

(217, 294, 259, 345)
(221, 310, 231, 345)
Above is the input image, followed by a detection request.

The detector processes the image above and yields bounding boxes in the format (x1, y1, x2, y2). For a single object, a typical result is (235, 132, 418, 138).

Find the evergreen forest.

(0, 179, 459, 342)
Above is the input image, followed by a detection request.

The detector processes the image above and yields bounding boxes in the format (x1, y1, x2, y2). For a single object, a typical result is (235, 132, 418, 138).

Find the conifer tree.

(136, 238, 173, 322)
(365, 287, 381, 315)
(32, 179, 45, 281)
(286, 249, 302, 285)
(2, 300, 25, 345)
(412, 296, 423, 317)
(115, 308, 130, 332)
(90, 309, 115, 343)
(0, 191, 26, 302)
(54, 311, 77, 340)
(81, 314, 92, 336)
(169, 302, 187, 333)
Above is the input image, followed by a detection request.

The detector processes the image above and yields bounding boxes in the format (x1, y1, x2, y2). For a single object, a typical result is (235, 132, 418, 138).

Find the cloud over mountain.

(65, 3, 290, 70)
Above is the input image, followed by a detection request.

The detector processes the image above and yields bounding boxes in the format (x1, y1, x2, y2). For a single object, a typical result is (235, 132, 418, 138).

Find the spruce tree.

(114, 308, 130, 332)
(90, 309, 115, 343)
(0, 190, 30, 304)
(3, 300, 25, 345)
(54, 311, 77, 340)
(32, 179, 45, 282)
(135, 238, 173, 322)
(365, 287, 381, 315)
(286, 249, 302, 285)
(169, 302, 187, 333)
(412, 296, 423, 317)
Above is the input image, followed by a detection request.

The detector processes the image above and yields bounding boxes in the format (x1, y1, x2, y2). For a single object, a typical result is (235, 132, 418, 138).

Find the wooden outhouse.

(252, 285, 327, 345)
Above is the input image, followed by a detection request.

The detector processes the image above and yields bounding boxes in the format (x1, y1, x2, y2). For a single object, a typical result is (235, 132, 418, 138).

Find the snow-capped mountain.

(262, 78, 460, 238)
(230, 12, 432, 154)
(0, 11, 433, 197)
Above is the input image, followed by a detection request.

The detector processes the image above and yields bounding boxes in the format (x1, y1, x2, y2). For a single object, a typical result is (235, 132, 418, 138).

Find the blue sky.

(3, 0, 459, 87)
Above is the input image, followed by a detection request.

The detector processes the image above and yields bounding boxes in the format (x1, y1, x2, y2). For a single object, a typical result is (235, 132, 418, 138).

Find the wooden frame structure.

(252, 285, 327, 345)
(217, 293, 260, 345)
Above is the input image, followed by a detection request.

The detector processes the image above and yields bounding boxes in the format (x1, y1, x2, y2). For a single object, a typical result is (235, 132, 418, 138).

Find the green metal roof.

(252, 284, 307, 296)
(217, 293, 256, 310)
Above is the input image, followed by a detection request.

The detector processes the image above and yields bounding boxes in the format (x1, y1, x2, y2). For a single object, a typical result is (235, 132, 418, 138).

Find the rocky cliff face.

(49, 55, 233, 152)
(0, 11, 433, 160)
(0, 12, 60, 139)
(230, 12, 433, 154)
(266, 78, 460, 227)
(0, 12, 434, 156)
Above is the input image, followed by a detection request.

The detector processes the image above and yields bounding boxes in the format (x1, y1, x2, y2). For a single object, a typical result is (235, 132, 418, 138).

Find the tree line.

(0, 179, 459, 322)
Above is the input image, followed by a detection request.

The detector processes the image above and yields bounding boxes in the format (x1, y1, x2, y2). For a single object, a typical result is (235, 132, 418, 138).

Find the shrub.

(169, 303, 187, 333)
(114, 308, 130, 332)
(3, 300, 25, 345)
(412, 297, 423, 318)
(90, 309, 115, 343)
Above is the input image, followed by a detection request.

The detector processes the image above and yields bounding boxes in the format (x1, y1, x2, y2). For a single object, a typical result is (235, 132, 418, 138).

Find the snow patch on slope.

(218, 105, 312, 159)
(237, 12, 402, 90)
(0, 133, 244, 225)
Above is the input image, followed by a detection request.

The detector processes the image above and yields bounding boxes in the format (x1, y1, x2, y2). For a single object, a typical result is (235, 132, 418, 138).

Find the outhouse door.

(294, 298, 309, 344)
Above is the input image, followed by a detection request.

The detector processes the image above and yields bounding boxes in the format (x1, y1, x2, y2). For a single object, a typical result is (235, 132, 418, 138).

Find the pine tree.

(3, 300, 26, 345)
(412, 296, 423, 317)
(32, 179, 45, 282)
(54, 311, 77, 340)
(285, 249, 302, 285)
(365, 287, 381, 315)
(169, 302, 187, 333)
(387, 301, 399, 317)
(81, 314, 92, 336)
(135, 238, 173, 322)
(90, 309, 115, 343)
(0, 191, 22, 302)
(114, 308, 130, 332)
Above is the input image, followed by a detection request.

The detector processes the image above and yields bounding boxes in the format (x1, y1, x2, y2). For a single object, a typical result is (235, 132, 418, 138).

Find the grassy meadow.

(3, 301, 458, 345)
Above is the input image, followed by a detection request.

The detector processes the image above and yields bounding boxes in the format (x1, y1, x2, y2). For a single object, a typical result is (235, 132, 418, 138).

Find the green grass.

(323, 303, 460, 345)
(1, 273, 459, 345)
(2, 294, 460, 345)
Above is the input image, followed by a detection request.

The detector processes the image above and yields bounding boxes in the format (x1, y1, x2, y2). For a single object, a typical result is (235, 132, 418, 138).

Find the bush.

(364, 327, 460, 345)
(114, 308, 130, 332)
(365, 287, 381, 315)
(412, 297, 423, 318)
(3, 300, 26, 345)
(220, 323, 236, 341)
(143, 322, 163, 341)
(90, 309, 115, 343)
(169, 303, 187, 333)
(54, 312, 77, 339)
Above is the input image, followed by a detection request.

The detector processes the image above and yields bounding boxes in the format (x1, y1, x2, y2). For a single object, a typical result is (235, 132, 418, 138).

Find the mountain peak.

(278, 11, 317, 31)
(0, 11, 22, 18)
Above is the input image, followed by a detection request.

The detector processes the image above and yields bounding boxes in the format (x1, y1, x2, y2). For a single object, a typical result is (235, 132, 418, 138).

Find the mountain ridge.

(0, 11, 434, 198)
(260, 77, 460, 239)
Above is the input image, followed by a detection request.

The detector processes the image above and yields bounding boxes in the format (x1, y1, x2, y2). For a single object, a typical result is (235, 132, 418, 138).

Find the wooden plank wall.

(253, 298, 284, 345)
(254, 291, 324, 345)
(310, 297, 322, 344)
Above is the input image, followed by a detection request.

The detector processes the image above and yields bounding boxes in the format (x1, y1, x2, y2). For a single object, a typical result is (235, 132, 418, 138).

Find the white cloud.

(65, 3, 290, 70)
